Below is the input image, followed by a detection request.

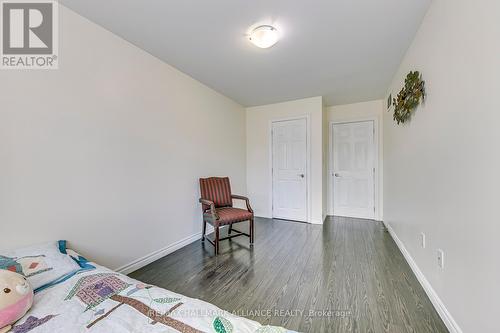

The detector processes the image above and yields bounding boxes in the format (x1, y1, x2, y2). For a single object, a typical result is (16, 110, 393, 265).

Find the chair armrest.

(199, 198, 219, 218)
(231, 195, 254, 214)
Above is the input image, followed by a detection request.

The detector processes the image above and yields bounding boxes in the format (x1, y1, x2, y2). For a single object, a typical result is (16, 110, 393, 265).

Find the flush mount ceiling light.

(248, 25, 279, 49)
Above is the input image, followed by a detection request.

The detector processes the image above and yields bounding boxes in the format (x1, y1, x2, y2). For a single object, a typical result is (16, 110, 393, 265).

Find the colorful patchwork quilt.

(10, 263, 297, 333)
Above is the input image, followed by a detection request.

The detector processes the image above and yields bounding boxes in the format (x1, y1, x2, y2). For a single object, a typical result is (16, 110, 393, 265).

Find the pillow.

(63, 248, 95, 270)
(0, 241, 89, 292)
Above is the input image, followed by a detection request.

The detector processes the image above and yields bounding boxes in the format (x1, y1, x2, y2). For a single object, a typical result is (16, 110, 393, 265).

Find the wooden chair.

(199, 177, 254, 254)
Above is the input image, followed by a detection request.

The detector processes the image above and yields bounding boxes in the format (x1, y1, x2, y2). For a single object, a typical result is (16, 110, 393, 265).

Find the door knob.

(334, 173, 340, 177)
(299, 174, 305, 178)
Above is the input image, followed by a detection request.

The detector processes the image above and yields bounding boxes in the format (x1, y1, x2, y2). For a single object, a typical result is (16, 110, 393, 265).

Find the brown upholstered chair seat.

(212, 207, 253, 225)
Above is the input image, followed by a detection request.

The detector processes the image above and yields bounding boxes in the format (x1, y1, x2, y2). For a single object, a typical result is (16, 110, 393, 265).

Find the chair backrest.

(199, 177, 233, 211)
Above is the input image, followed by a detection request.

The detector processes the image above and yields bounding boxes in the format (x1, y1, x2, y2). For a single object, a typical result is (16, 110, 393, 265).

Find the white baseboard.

(255, 214, 324, 224)
(115, 226, 214, 275)
(384, 222, 463, 333)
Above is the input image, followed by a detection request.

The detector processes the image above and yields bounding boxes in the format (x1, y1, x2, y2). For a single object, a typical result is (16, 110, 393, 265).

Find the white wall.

(0, 6, 246, 270)
(246, 97, 324, 224)
(384, 0, 500, 332)
(326, 100, 384, 220)
(322, 102, 328, 221)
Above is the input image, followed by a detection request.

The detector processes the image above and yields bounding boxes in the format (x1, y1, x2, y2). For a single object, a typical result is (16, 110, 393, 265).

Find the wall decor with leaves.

(391, 71, 425, 125)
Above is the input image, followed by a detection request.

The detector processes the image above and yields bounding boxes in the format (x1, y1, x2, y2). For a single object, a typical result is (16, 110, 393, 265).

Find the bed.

(1, 242, 296, 333)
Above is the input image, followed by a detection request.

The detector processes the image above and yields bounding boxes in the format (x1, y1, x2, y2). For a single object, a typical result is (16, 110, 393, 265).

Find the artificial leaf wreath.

(391, 71, 425, 124)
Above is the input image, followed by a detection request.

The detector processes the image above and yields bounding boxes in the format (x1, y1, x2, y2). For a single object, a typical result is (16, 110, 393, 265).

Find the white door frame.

(269, 115, 311, 223)
(328, 117, 381, 220)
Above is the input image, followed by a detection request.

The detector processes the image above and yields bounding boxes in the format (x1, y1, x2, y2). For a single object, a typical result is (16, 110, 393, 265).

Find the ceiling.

(59, 0, 431, 107)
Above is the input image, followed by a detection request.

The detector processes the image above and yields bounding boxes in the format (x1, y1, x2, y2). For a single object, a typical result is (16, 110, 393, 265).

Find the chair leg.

(202, 220, 207, 242)
(250, 218, 254, 244)
(228, 223, 233, 234)
(215, 225, 220, 255)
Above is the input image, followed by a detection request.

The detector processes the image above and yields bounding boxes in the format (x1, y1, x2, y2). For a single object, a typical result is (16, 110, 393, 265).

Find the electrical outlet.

(437, 249, 444, 269)
(420, 232, 426, 248)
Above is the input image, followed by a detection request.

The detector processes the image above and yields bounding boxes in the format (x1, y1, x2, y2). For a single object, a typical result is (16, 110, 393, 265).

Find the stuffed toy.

(0, 270, 33, 333)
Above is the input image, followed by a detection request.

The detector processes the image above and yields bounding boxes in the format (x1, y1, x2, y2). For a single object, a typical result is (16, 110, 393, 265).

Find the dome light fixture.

(248, 25, 279, 49)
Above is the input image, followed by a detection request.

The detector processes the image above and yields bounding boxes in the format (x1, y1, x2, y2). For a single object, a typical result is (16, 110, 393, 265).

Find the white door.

(332, 121, 375, 219)
(272, 118, 308, 222)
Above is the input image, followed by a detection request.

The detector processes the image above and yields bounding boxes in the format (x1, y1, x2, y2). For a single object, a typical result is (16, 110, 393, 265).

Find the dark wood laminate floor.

(130, 216, 448, 333)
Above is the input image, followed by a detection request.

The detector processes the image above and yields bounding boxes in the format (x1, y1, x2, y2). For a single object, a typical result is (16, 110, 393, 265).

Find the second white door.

(332, 121, 375, 219)
(272, 118, 308, 222)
